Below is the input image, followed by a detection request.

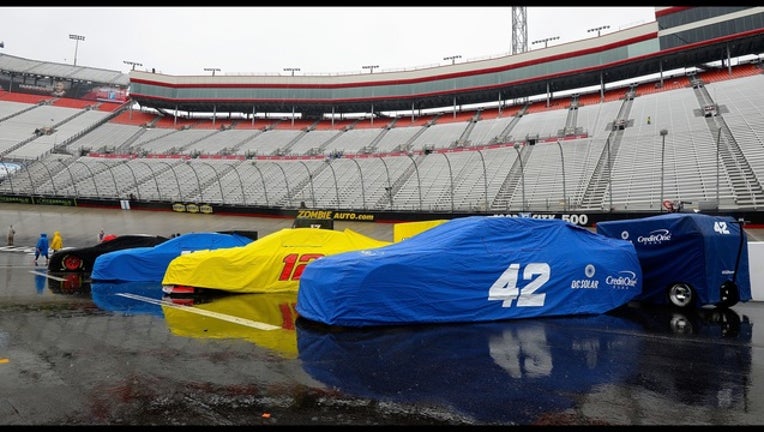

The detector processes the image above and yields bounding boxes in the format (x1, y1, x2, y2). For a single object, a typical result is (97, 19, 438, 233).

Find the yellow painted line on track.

(116, 292, 280, 331)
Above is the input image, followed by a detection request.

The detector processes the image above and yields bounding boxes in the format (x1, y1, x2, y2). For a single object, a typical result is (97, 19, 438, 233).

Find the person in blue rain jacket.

(34, 232, 49, 266)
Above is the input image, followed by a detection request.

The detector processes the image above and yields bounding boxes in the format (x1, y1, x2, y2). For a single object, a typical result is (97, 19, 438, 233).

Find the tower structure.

(511, 6, 528, 54)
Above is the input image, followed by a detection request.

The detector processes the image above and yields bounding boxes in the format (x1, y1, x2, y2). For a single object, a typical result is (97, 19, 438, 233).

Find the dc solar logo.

(620, 230, 629, 240)
(585, 264, 595, 278)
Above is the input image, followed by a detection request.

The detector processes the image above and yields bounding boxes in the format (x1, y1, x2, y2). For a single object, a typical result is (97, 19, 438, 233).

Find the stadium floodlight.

(362, 65, 379, 74)
(204, 67, 221, 76)
(283, 67, 300, 76)
(443, 55, 461, 65)
(123, 60, 142, 71)
(587, 25, 610, 37)
(531, 36, 558, 49)
(69, 34, 85, 66)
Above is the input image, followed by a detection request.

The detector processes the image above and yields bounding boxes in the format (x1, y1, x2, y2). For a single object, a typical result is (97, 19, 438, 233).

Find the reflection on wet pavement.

(75, 277, 756, 425)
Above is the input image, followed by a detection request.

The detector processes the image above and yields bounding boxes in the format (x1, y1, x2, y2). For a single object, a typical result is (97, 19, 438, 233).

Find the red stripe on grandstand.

(655, 7, 692, 18)
(128, 33, 658, 91)
(129, 26, 764, 110)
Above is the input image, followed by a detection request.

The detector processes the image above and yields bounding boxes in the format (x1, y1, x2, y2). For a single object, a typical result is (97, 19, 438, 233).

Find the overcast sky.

(0, 7, 657, 76)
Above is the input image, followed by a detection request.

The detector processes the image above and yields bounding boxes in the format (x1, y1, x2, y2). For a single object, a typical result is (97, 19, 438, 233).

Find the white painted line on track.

(29, 270, 68, 281)
(116, 292, 280, 331)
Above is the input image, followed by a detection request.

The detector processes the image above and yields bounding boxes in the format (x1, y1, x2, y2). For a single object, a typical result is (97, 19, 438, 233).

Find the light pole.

(69, 34, 85, 66)
(283, 67, 300, 76)
(606, 137, 613, 212)
(362, 65, 379, 74)
(476, 149, 489, 211)
(556, 140, 567, 211)
(587, 25, 610, 37)
(531, 36, 559, 49)
(660, 129, 668, 212)
(443, 55, 461, 65)
(377, 156, 394, 209)
(271, 162, 290, 206)
(406, 152, 423, 211)
(324, 158, 341, 209)
(348, 157, 367, 210)
(123, 60, 142, 71)
(297, 161, 315, 208)
(251, 162, 269, 207)
(228, 164, 246, 205)
(184, 161, 203, 203)
(203, 67, 221, 76)
(716, 127, 722, 210)
(513, 143, 526, 211)
(441, 153, 454, 212)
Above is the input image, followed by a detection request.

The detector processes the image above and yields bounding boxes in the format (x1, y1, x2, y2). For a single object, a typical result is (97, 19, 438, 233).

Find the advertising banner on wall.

(0, 74, 127, 103)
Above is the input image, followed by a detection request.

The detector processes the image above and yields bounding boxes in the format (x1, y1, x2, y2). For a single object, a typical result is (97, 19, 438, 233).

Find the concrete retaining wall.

(749, 242, 764, 301)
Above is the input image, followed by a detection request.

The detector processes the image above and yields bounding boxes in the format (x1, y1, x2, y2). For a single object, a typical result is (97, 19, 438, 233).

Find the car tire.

(667, 282, 694, 309)
(716, 281, 740, 308)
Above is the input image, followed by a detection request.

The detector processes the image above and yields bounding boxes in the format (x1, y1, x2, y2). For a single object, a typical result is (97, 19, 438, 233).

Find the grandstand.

(0, 6, 763, 226)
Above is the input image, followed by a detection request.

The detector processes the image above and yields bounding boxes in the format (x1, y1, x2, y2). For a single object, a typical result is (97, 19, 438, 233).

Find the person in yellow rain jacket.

(50, 230, 63, 252)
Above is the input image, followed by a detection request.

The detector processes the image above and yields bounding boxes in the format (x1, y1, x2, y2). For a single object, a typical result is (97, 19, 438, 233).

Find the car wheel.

(716, 281, 740, 308)
(62, 254, 83, 271)
(667, 283, 694, 309)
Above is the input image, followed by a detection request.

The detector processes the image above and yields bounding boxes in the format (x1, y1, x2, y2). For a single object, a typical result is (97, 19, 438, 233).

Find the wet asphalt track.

(1, 205, 764, 425)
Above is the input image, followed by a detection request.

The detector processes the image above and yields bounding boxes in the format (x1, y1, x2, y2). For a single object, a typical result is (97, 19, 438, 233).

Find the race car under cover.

(91, 231, 255, 282)
(47, 234, 169, 273)
(296, 216, 643, 327)
(161, 227, 392, 294)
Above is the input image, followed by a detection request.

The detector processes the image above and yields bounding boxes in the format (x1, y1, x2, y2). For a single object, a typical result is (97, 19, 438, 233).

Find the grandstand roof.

(0, 53, 129, 88)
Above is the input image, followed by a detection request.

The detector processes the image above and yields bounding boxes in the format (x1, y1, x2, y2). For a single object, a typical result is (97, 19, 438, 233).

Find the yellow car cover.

(162, 227, 391, 294)
(393, 219, 449, 242)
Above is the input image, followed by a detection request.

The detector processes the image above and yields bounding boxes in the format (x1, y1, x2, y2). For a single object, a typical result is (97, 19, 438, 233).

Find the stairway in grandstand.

(575, 86, 635, 210)
(691, 73, 764, 207)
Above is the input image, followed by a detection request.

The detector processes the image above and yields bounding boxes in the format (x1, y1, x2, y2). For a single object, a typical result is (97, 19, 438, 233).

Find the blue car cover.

(596, 213, 751, 306)
(296, 216, 642, 327)
(91, 232, 254, 282)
